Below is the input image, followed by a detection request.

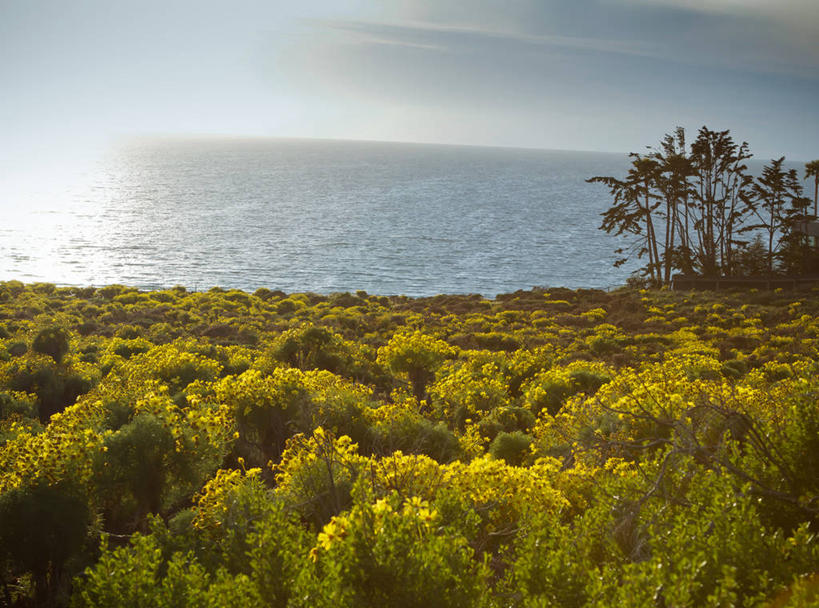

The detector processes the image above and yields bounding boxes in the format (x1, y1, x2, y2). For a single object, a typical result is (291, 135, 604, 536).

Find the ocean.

(0, 137, 637, 296)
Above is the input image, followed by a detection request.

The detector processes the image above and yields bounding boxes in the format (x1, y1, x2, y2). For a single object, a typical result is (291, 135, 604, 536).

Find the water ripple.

(0, 138, 639, 295)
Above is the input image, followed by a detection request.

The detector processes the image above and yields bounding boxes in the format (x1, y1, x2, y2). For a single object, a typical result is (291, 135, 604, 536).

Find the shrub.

(4, 355, 93, 423)
(377, 331, 455, 401)
(298, 492, 490, 608)
(72, 533, 259, 608)
(216, 368, 312, 467)
(191, 469, 309, 582)
(94, 413, 198, 532)
(489, 431, 533, 466)
(509, 513, 591, 608)
(275, 428, 367, 527)
(32, 326, 71, 363)
(7, 341, 27, 357)
(368, 412, 461, 463)
(476, 405, 535, 442)
(0, 479, 90, 605)
(0, 390, 38, 420)
(269, 325, 352, 375)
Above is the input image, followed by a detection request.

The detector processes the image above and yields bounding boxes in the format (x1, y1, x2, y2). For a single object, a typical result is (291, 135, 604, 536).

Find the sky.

(1, 0, 818, 163)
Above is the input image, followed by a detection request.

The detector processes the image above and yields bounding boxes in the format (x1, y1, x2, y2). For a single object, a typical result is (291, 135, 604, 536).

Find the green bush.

(489, 431, 533, 466)
(0, 390, 38, 420)
(72, 534, 259, 608)
(32, 326, 71, 363)
(94, 414, 199, 532)
(0, 480, 90, 605)
(476, 405, 535, 442)
(508, 514, 591, 608)
(368, 415, 461, 463)
(270, 325, 352, 375)
(297, 492, 490, 608)
(5, 356, 93, 422)
(7, 341, 27, 357)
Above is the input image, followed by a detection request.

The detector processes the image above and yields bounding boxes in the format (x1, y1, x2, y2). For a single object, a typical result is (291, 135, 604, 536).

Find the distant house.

(794, 217, 819, 248)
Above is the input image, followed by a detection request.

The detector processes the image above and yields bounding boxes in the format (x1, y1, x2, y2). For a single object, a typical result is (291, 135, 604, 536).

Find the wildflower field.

(0, 281, 817, 606)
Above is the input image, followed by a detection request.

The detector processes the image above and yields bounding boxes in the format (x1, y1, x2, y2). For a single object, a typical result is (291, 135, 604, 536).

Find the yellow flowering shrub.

(377, 330, 456, 400)
(275, 428, 368, 526)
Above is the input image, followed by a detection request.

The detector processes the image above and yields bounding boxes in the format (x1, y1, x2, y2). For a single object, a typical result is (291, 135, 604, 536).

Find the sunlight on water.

(0, 138, 639, 295)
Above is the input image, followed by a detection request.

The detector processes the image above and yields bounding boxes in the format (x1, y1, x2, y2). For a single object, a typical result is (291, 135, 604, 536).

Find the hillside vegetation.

(0, 281, 817, 606)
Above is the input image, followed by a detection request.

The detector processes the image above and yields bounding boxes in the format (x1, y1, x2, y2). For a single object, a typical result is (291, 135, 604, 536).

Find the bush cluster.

(0, 281, 818, 606)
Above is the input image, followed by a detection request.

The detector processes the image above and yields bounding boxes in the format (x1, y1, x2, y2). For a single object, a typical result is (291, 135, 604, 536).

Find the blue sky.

(1, 0, 817, 161)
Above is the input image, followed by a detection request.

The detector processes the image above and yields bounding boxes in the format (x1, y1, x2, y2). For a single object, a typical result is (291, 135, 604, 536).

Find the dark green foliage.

(2, 280, 25, 297)
(111, 337, 152, 359)
(275, 299, 297, 314)
(253, 287, 274, 300)
(753, 392, 819, 532)
(96, 285, 132, 300)
(477, 406, 534, 442)
(33, 326, 71, 363)
(489, 431, 533, 466)
(32, 283, 57, 295)
(329, 292, 365, 308)
(0, 390, 38, 420)
(269, 324, 385, 389)
(72, 534, 259, 608)
(368, 416, 461, 463)
(1, 283, 819, 606)
(509, 514, 592, 608)
(5, 357, 93, 422)
(0, 480, 90, 605)
(246, 507, 313, 607)
(94, 414, 198, 532)
(734, 235, 772, 277)
(308, 396, 372, 452)
(271, 325, 352, 374)
(745, 156, 812, 274)
(114, 325, 142, 339)
(569, 367, 611, 393)
(720, 357, 748, 379)
(530, 378, 574, 416)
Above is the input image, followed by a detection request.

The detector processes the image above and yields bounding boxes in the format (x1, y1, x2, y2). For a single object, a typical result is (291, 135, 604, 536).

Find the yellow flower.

(317, 518, 347, 550)
(373, 498, 393, 514)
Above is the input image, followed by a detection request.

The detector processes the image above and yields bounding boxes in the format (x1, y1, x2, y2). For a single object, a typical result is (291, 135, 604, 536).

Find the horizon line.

(112, 132, 813, 164)
(115, 132, 630, 157)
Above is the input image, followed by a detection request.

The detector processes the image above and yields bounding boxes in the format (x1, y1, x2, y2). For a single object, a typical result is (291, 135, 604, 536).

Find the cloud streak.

(313, 0, 819, 81)
(320, 19, 655, 58)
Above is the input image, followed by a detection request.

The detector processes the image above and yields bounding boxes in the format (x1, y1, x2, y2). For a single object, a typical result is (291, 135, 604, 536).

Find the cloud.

(320, 19, 654, 57)
(307, 0, 819, 82)
(618, 0, 819, 71)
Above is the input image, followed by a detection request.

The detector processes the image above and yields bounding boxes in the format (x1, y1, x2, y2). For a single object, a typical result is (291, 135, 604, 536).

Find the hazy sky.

(1, 0, 817, 161)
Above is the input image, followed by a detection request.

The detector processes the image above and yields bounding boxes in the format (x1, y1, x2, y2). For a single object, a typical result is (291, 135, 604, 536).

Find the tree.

(744, 157, 810, 274)
(687, 127, 752, 276)
(590, 126, 772, 283)
(590, 154, 663, 285)
(651, 127, 695, 280)
(805, 159, 819, 217)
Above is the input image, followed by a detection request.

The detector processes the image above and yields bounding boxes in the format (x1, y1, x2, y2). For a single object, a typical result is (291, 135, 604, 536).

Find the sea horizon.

(1, 137, 641, 296)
